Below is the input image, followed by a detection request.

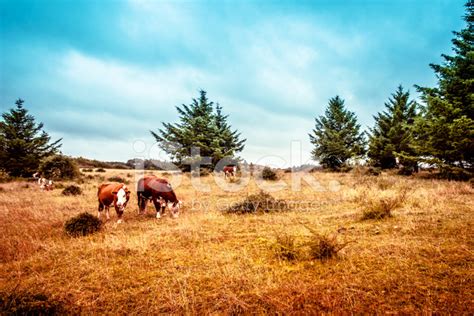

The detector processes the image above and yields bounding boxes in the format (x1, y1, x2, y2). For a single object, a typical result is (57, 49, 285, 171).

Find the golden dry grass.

(0, 169, 473, 314)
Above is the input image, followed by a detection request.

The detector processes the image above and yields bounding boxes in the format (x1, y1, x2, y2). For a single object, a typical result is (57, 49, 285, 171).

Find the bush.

(107, 176, 129, 184)
(361, 190, 407, 220)
(61, 185, 82, 196)
(38, 155, 80, 180)
(261, 167, 277, 181)
(308, 233, 347, 260)
(226, 191, 288, 214)
(64, 212, 101, 237)
(0, 291, 67, 315)
(95, 168, 106, 172)
(82, 168, 93, 172)
(191, 168, 211, 177)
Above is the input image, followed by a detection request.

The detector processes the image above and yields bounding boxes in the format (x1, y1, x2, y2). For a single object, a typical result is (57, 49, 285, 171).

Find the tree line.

(0, 2, 472, 179)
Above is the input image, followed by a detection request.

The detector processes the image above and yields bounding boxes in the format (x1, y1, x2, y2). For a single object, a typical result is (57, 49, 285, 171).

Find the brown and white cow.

(97, 183, 131, 223)
(137, 176, 181, 219)
(223, 165, 237, 179)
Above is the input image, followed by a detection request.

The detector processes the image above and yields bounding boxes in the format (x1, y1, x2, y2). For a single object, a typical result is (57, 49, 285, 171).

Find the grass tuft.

(225, 191, 288, 214)
(0, 290, 68, 315)
(61, 185, 82, 196)
(64, 212, 101, 237)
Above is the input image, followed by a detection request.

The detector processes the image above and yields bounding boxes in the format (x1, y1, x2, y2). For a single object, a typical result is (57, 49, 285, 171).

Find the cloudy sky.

(0, 0, 466, 167)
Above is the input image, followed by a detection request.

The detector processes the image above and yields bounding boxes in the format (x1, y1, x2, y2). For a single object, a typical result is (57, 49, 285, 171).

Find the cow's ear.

(112, 190, 118, 194)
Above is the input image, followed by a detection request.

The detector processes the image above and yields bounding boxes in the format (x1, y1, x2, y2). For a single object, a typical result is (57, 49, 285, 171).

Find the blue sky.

(0, 0, 466, 167)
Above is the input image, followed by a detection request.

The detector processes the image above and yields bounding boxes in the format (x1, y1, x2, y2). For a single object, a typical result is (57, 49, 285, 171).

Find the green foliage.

(261, 166, 277, 180)
(0, 99, 62, 177)
(38, 155, 80, 180)
(151, 90, 246, 169)
(64, 212, 101, 237)
(368, 86, 419, 171)
(309, 96, 366, 170)
(414, 2, 474, 171)
(61, 185, 82, 196)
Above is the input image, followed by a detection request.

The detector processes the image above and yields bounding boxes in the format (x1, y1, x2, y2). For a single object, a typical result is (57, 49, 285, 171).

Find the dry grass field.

(0, 169, 473, 314)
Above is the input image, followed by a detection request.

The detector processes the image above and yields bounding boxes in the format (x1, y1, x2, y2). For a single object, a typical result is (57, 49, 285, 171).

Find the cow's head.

(113, 185, 130, 212)
(169, 200, 182, 218)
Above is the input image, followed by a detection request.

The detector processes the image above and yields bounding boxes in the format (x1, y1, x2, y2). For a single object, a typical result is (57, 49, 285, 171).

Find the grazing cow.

(223, 165, 237, 179)
(97, 183, 131, 223)
(137, 176, 181, 219)
(38, 178, 54, 191)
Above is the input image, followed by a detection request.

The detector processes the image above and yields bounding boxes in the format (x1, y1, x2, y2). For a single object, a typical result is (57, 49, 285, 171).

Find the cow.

(223, 165, 237, 179)
(33, 173, 53, 190)
(137, 176, 181, 219)
(97, 183, 131, 223)
(38, 178, 54, 191)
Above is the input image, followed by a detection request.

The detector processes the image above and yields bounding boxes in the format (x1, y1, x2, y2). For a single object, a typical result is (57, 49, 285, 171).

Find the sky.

(0, 0, 467, 167)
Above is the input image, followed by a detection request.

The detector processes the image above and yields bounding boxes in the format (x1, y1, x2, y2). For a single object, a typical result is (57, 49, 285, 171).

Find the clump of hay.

(61, 185, 82, 196)
(64, 212, 101, 237)
(0, 291, 67, 315)
(225, 191, 288, 214)
(307, 233, 347, 260)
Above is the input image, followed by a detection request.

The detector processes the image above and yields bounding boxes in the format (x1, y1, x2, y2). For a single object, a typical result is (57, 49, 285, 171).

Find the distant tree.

(309, 96, 366, 170)
(368, 86, 419, 172)
(0, 99, 62, 177)
(38, 155, 80, 180)
(151, 90, 246, 169)
(414, 1, 474, 171)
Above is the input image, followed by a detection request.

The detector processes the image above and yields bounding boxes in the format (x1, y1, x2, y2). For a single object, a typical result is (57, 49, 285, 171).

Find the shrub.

(307, 233, 347, 260)
(191, 168, 211, 177)
(226, 191, 288, 214)
(361, 189, 408, 220)
(367, 166, 381, 176)
(261, 167, 277, 181)
(107, 176, 129, 184)
(0, 291, 67, 315)
(82, 168, 93, 172)
(61, 185, 82, 196)
(272, 234, 300, 261)
(38, 155, 80, 180)
(95, 168, 106, 173)
(64, 212, 101, 237)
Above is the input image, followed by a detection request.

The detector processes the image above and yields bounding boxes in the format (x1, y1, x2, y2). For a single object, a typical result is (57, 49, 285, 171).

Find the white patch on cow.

(116, 188, 127, 208)
(156, 212, 161, 219)
(117, 219, 123, 224)
(169, 202, 180, 218)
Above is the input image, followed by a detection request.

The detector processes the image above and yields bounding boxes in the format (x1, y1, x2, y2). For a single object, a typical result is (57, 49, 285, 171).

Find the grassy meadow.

(0, 169, 473, 314)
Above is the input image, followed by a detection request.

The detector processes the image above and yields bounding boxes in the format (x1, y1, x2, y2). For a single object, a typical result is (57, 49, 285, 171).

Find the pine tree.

(368, 86, 419, 171)
(414, 1, 474, 170)
(151, 90, 246, 169)
(0, 99, 62, 177)
(309, 96, 366, 170)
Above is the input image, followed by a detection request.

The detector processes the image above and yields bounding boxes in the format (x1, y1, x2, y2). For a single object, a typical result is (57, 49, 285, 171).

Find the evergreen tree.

(151, 90, 246, 169)
(414, 1, 474, 170)
(309, 96, 366, 170)
(0, 99, 62, 177)
(368, 86, 419, 170)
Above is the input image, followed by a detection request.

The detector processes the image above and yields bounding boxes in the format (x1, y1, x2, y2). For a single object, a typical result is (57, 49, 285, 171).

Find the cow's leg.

(140, 197, 148, 214)
(98, 203, 104, 220)
(105, 206, 110, 220)
(152, 198, 162, 219)
(115, 205, 124, 224)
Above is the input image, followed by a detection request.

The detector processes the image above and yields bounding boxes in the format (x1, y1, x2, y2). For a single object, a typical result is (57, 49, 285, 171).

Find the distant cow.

(97, 183, 131, 223)
(38, 178, 54, 191)
(223, 165, 237, 179)
(33, 173, 53, 190)
(137, 176, 181, 219)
